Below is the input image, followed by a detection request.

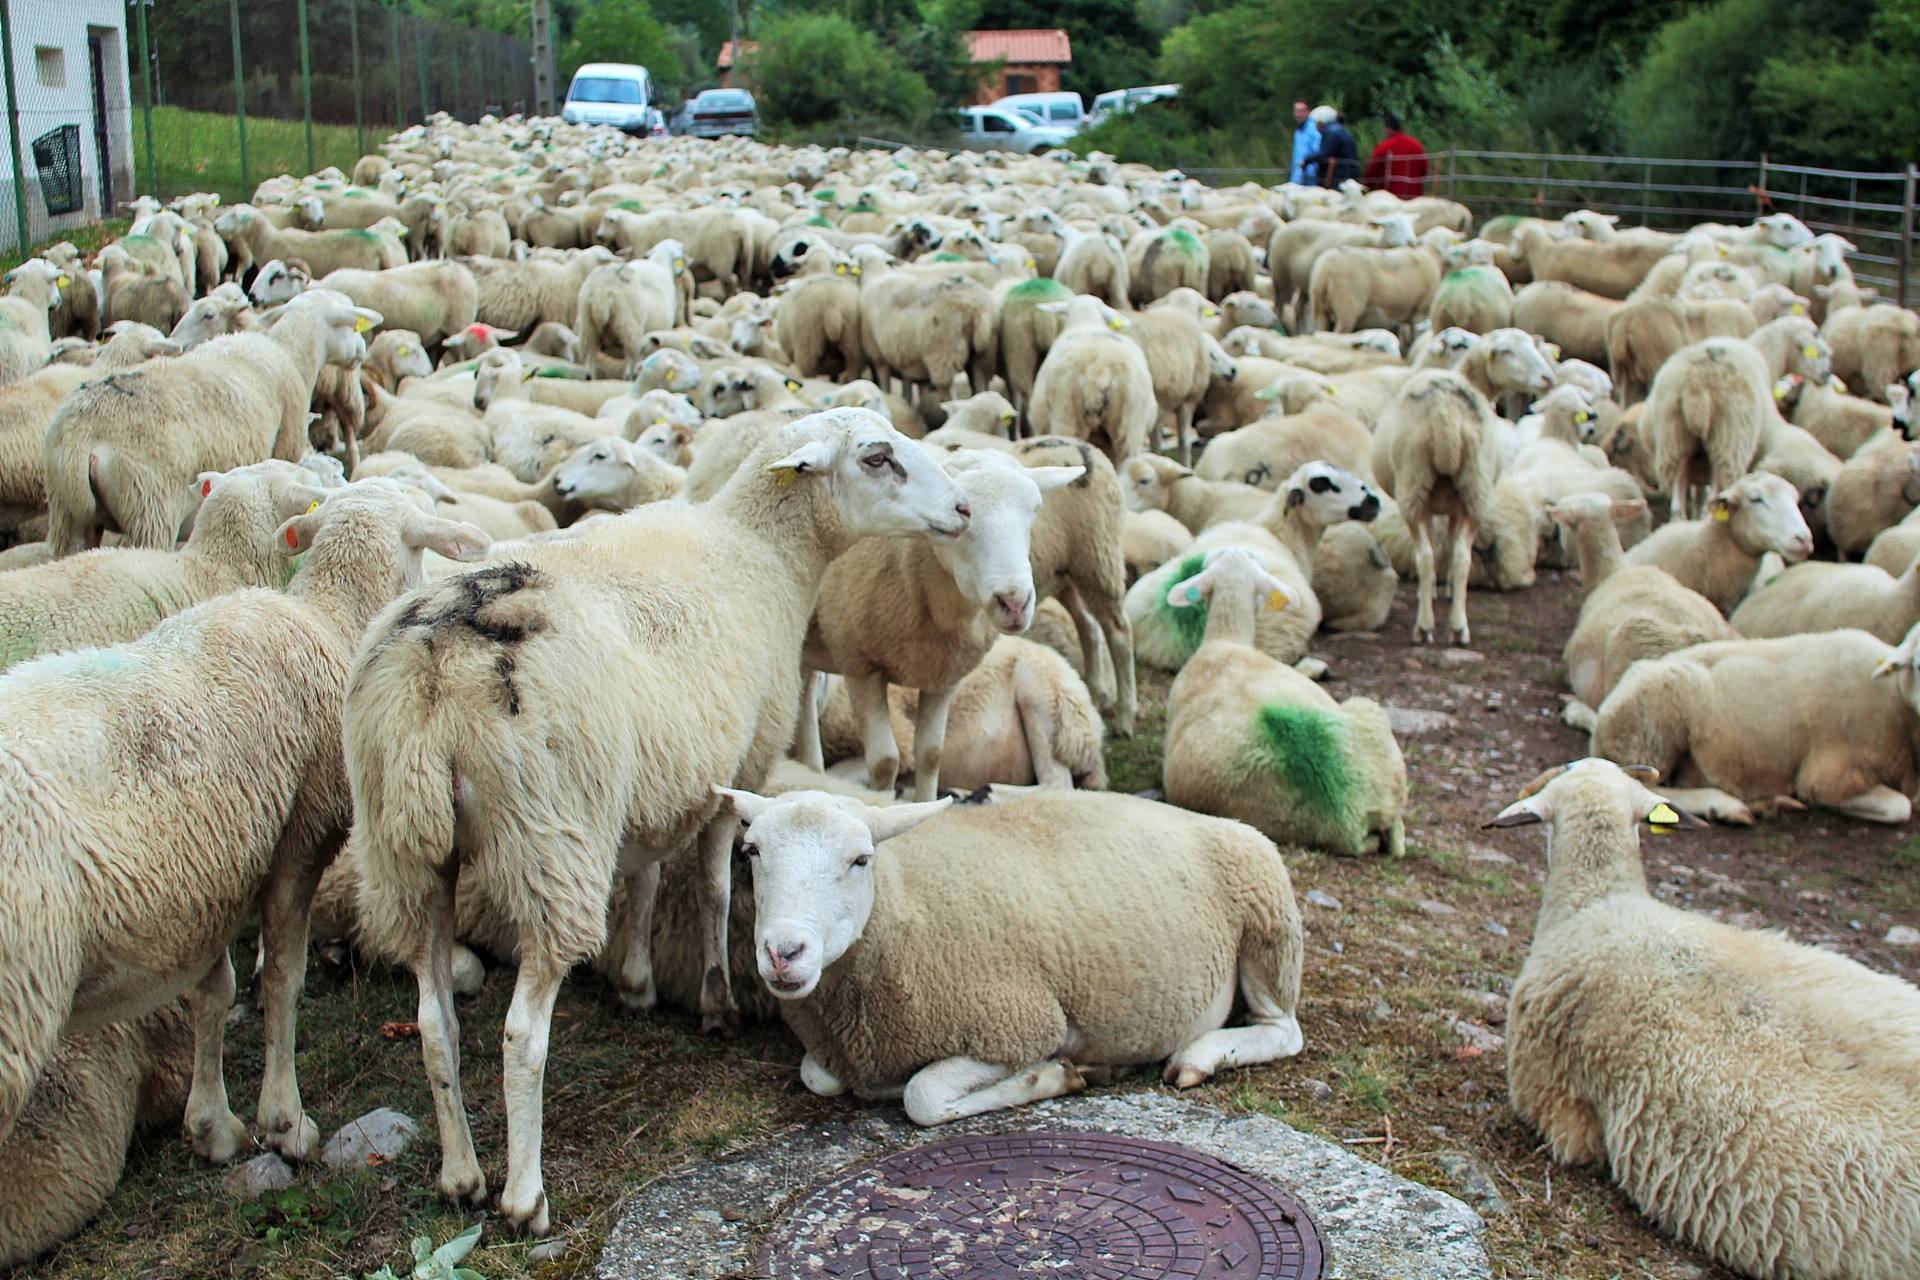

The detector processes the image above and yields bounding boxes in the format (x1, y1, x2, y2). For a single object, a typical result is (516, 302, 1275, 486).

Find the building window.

(1006, 73, 1037, 96)
(35, 46, 65, 88)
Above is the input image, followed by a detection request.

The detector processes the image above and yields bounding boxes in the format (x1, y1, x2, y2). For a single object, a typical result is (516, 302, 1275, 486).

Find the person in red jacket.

(1365, 113, 1428, 198)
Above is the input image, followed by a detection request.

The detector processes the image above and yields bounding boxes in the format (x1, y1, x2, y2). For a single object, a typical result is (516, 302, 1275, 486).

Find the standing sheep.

(854, 249, 997, 406)
(1027, 296, 1157, 464)
(1644, 336, 1774, 518)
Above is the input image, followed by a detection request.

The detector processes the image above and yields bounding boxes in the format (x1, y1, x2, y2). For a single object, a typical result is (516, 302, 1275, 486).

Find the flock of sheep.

(0, 112, 1915, 1279)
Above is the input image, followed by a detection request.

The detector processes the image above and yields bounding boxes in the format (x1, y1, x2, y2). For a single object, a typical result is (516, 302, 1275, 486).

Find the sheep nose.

(766, 940, 806, 972)
(994, 591, 1032, 631)
(953, 501, 972, 520)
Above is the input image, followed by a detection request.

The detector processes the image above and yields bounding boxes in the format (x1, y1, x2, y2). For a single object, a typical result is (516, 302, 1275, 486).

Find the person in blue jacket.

(1289, 99, 1320, 186)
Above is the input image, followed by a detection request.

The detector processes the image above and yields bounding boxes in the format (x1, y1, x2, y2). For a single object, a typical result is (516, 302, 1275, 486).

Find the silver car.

(687, 88, 758, 139)
(954, 106, 1073, 155)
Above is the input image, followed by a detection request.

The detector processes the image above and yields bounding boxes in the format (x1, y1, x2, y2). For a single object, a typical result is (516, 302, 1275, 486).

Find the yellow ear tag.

(1265, 589, 1288, 612)
(1791, 302, 1806, 315)
(1204, 307, 1219, 318)
(1648, 803, 1679, 825)
(1024, 257, 1037, 271)
(1803, 344, 1820, 360)
(1108, 318, 1125, 331)
(850, 266, 861, 277)
(1713, 507, 1731, 522)
(1574, 410, 1590, 423)
(785, 378, 802, 393)
(834, 263, 847, 275)
(1325, 384, 1340, 397)
(652, 417, 669, 427)
(397, 344, 411, 356)
(774, 467, 798, 487)
(55, 274, 69, 290)
(211, 194, 220, 205)
(674, 258, 687, 272)
(354, 316, 373, 333)
(305, 499, 322, 515)
(1774, 383, 1790, 401)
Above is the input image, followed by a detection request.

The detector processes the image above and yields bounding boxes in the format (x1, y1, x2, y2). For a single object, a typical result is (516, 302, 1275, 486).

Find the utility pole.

(530, 0, 554, 117)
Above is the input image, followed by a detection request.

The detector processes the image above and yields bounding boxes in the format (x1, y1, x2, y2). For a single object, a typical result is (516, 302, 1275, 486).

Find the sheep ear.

(766, 438, 836, 481)
(275, 511, 324, 555)
(492, 328, 520, 343)
(1873, 640, 1916, 678)
(1545, 501, 1582, 528)
(864, 796, 953, 842)
(1027, 465, 1086, 493)
(713, 785, 774, 825)
(277, 482, 333, 519)
(1483, 797, 1545, 828)
(1619, 764, 1661, 783)
(406, 515, 491, 562)
(1285, 486, 1306, 510)
(1166, 570, 1214, 609)
(1613, 497, 1649, 521)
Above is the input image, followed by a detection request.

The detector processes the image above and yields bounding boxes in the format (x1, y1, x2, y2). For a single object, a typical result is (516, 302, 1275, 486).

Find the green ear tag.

(1185, 584, 1202, 603)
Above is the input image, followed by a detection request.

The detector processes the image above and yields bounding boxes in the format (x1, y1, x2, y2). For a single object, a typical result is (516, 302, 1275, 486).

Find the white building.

(0, 1, 134, 252)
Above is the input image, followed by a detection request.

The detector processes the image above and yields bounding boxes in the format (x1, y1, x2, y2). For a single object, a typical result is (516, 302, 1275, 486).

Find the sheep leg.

(1060, 584, 1114, 711)
(254, 845, 327, 1161)
(1510, 1060, 1605, 1165)
(416, 865, 487, 1208)
(901, 1055, 1089, 1127)
(795, 669, 827, 772)
(908, 685, 957, 802)
(498, 953, 566, 1237)
(1561, 699, 1599, 733)
(1445, 515, 1475, 646)
(800, 1052, 848, 1097)
(611, 859, 662, 1012)
(1653, 786, 1755, 826)
(693, 815, 742, 1037)
(1829, 784, 1912, 824)
(1015, 684, 1075, 790)
(1071, 583, 1136, 737)
(181, 950, 248, 1163)
(849, 672, 901, 794)
(1176, 403, 1194, 467)
(1165, 960, 1304, 1089)
(1410, 516, 1439, 643)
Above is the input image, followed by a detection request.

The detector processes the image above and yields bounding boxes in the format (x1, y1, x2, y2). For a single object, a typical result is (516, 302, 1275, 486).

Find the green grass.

(142, 106, 368, 205)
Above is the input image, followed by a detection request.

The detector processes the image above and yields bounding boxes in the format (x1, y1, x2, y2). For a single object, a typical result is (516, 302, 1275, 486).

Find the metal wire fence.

(0, 0, 533, 255)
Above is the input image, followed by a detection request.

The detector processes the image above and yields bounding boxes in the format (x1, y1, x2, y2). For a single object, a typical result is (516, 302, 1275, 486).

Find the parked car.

(954, 106, 1073, 155)
(668, 99, 696, 136)
(1088, 83, 1180, 126)
(560, 62, 654, 133)
(991, 91, 1087, 132)
(687, 88, 758, 138)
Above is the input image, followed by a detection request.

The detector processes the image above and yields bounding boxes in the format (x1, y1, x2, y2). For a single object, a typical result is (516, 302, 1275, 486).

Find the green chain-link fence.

(0, 0, 532, 255)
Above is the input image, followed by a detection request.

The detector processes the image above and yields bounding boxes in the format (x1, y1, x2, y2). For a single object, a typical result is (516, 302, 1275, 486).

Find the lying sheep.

(1195, 402, 1375, 491)
(1122, 507, 1194, 581)
(1732, 546, 1920, 643)
(712, 787, 1305, 1122)
(1027, 296, 1156, 464)
(1826, 434, 1920, 556)
(1162, 547, 1406, 854)
(1778, 372, 1893, 459)
(1121, 454, 1267, 530)
(0, 261, 64, 386)
(1491, 758, 1920, 1279)
(1624, 472, 1811, 612)
(550, 437, 684, 511)
(44, 289, 379, 554)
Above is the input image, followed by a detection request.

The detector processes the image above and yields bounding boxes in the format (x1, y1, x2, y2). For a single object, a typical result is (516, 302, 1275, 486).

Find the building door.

(87, 33, 111, 215)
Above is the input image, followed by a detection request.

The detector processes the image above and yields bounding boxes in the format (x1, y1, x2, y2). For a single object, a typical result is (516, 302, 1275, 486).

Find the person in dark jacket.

(1305, 105, 1361, 188)
(1364, 112, 1429, 197)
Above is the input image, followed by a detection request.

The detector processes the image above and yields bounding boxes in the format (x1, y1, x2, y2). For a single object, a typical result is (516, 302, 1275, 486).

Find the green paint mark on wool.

(930, 252, 968, 262)
(848, 200, 878, 214)
(1245, 703, 1357, 828)
(1480, 215, 1522, 237)
(813, 188, 838, 204)
(1157, 554, 1211, 659)
(806, 215, 834, 227)
(534, 365, 585, 379)
(1166, 227, 1203, 257)
(342, 229, 380, 242)
(1009, 277, 1071, 303)
(614, 200, 644, 212)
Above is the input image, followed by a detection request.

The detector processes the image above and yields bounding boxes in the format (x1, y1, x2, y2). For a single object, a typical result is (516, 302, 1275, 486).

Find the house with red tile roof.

(717, 30, 1072, 101)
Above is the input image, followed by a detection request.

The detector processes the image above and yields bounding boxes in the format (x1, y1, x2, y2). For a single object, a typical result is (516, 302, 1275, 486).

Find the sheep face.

(1756, 212, 1815, 250)
(553, 438, 644, 510)
(281, 480, 489, 592)
(714, 788, 952, 999)
(1482, 328, 1555, 396)
(170, 287, 254, 351)
(1222, 292, 1279, 330)
(772, 408, 973, 544)
(1711, 473, 1813, 562)
(1283, 461, 1381, 525)
(248, 259, 309, 307)
(1120, 454, 1184, 514)
(936, 450, 1085, 633)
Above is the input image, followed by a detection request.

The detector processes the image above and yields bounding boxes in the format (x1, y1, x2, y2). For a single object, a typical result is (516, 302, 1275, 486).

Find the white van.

(561, 62, 653, 132)
(1088, 84, 1180, 126)
(991, 91, 1086, 131)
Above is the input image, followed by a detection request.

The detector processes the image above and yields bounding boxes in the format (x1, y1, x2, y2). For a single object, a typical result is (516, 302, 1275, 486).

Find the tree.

(741, 12, 934, 129)
(560, 0, 677, 84)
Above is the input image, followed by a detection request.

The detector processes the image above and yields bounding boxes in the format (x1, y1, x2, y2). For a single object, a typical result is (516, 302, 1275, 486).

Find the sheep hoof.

(1162, 1062, 1209, 1089)
(1051, 1057, 1089, 1093)
(1449, 625, 1471, 647)
(1757, 795, 1809, 816)
(1411, 623, 1436, 644)
(701, 1006, 742, 1038)
(439, 1167, 488, 1208)
(187, 1111, 249, 1163)
(499, 1189, 550, 1237)
(264, 1113, 320, 1163)
(617, 986, 657, 1014)
(1293, 657, 1329, 681)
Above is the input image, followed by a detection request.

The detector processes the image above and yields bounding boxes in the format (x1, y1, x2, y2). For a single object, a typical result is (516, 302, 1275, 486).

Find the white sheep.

(1732, 546, 1920, 643)
(1027, 296, 1156, 464)
(1826, 434, 1920, 556)
(341, 408, 970, 1233)
(711, 787, 1305, 1123)
(0, 261, 63, 385)
(1490, 757, 1920, 1280)
(550, 436, 685, 511)
(316, 259, 479, 349)
(1622, 472, 1811, 613)
(574, 241, 682, 378)
(1644, 336, 1774, 518)
(1162, 547, 1406, 855)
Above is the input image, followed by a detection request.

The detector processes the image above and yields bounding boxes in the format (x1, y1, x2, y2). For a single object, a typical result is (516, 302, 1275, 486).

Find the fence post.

(531, 0, 554, 116)
(1901, 164, 1915, 311)
(350, 0, 364, 159)
(228, 0, 248, 197)
(134, 0, 156, 198)
(297, 0, 314, 174)
(415, 20, 430, 121)
(0, 0, 28, 253)
(1757, 153, 1769, 216)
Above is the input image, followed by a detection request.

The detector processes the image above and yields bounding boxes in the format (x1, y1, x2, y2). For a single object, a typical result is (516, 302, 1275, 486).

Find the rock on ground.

(223, 1152, 294, 1200)
(320, 1107, 418, 1170)
(595, 1093, 1491, 1280)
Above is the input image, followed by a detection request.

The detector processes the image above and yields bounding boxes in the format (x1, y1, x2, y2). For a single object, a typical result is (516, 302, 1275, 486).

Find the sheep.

(1511, 281, 1622, 366)
(1268, 215, 1414, 329)
(1308, 240, 1442, 337)
(315, 260, 479, 349)
(1471, 437, 1651, 591)
(0, 1004, 189, 1269)
(710, 786, 1305, 1123)
(1489, 757, 1920, 1279)
(1822, 304, 1920, 404)
(1202, 227, 1258, 300)
(1210, 290, 1279, 338)
(1826, 435, 1920, 557)
(1372, 369, 1505, 644)
(1549, 492, 1734, 731)
(550, 436, 684, 511)
(472, 353, 612, 482)
(1749, 314, 1832, 383)
(0, 361, 95, 539)
(0, 459, 343, 671)
(1026, 296, 1156, 464)
(1623, 472, 1812, 612)
(1428, 246, 1514, 335)
(37, 242, 99, 341)
(797, 449, 1086, 800)
(1459, 326, 1557, 414)
(811, 635, 1107, 792)
(1513, 222, 1669, 298)
(1732, 546, 1920, 643)
(1195, 402, 1375, 491)
(465, 249, 616, 333)
(574, 243, 682, 379)
(214, 205, 403, 278)
(0, 261, 67, 384)
(595, 206, 755, 294)
(444, 205, 512, 258)
(1122, 507, 1194, 581)
(1644, 336, 1774, 518)
(1778, 372, 1893, 459)
(1127, 224, 1211, 307)
(1162, 546, 1406, 854)
(44, 289, 380, 555)
(1121, 454, 1267, 530)
(168, 283, 256, 351)
(1126, 462, 1383, 674)
(776, 262, 865, 382)
(341, 408, 970, 1233)
(1051, 228, 1129, 309)
(0, 480, 489, 1182)
(1126, 287, 1229, 462)
(855, 250, 997, 405)
(1867, 504, 1920, 575)
(1313, 521, 1397, 631)
(1590, 624, 1920, 824)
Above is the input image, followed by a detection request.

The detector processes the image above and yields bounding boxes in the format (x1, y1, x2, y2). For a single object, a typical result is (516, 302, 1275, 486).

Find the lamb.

(1591, 625, 1920, 824)
(1732, 547, 1920, 643)
(1027, 296, 1156, 464)
(0, 261, 66, 384)
(1623, 472, 1812, 613)
(1644, 336, 1774, 518)
(43, 289, 380, 554)
(711, 787, 1305, 1123)
(550, 436, 685, 511)
(0, 481, 489, 1181)
(315, 260, 479, 349)
(1548, 492, 1735, 731)
(1511, 281, 1622, 365)
(1126, 462, 1383, 673)
(1778, 372, 1893, 459)
(1051, 228, 1129, 310)
(1121, 454, 1267, 529)
(797, 449, 1085, 800)
(341, 409, 970, 1233)
(1122, 507, 1194, 580)
(1490, 757, 1920, 1279)
(855, 249, 997, 404)
(1825, 435, 1920, 556)
(1162, 547, 1406, 855)
(810, 635, 1108, 791)
(1371, 369, 1505, 644)
(0, 460, 342, 671)
(214, 205, 404, 278)
(575, 242, 683, 378)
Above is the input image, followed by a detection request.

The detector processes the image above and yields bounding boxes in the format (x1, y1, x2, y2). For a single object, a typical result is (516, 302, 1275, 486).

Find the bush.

(560, 0, 676, 86)
(741, 13, 934, 131)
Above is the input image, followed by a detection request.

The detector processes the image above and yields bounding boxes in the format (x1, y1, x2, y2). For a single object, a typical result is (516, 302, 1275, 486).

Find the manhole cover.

(756, 1131, 1327, 1278)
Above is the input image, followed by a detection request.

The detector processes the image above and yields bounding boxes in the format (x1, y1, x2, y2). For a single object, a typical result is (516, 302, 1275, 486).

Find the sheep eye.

(862, 452, 888, 469)
(851, 855, 872, 868)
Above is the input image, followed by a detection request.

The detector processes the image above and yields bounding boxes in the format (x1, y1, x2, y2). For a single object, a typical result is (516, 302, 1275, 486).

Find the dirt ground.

(16, 568, 1918, 1280)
